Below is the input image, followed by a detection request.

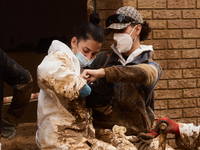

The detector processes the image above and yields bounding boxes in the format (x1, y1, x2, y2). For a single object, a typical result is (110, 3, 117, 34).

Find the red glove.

(156, 117, 180, 135)
(146, 129, 158, 138)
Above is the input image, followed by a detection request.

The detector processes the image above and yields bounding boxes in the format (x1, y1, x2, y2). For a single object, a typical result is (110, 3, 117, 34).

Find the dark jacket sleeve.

(1, 48, 33, 125)
(104, 63, 161, 86)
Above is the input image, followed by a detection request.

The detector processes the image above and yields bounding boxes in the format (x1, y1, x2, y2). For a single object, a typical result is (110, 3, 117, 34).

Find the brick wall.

(96, 0, 200, 149)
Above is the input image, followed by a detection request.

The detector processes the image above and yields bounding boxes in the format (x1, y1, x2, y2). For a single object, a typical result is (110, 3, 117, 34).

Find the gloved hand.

(146, 129, 158, 138)
(79, 84, 91, 98)
(156, 117, 180, 135)
(1, 119, 17, 140)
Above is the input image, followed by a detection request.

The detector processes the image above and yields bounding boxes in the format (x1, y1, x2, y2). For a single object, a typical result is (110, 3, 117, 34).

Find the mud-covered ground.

(2, 123, 39, 150)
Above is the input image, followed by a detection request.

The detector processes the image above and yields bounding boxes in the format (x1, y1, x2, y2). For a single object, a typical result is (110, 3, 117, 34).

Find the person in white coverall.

(36, 13, 118, 149)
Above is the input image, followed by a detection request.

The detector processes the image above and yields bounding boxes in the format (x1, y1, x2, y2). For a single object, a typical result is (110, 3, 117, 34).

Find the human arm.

(1, 48, 33, 139)
(82, 62, 161, 86)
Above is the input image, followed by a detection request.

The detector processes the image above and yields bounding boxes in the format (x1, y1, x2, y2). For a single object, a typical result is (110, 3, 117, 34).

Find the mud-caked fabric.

(0, 48, 32, 128)
(36, 40, 118, 150)
(175, 123, 200, 149)
(90, 48, 162, 136)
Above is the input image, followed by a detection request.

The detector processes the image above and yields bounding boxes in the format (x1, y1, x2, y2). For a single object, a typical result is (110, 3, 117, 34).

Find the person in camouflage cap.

(81, 6, 175, 149)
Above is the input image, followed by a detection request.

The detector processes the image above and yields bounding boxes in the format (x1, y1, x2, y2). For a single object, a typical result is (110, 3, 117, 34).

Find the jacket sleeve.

(37, 51, 86, 101)
(104, 62, 161, 86)
(1, 48, 33, 125)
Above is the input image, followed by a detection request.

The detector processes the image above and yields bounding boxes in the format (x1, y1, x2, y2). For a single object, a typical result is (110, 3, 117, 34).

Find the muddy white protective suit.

(175, 123, 200, 149)
(36, 40, 118, 150)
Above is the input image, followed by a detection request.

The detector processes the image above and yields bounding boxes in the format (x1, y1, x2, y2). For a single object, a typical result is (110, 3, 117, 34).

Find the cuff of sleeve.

(104, 67, 113, 83)
(79, 84, 91, 98)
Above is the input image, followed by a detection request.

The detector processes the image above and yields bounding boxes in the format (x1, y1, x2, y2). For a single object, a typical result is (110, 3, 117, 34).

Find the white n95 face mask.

(113, 25, 137, 53)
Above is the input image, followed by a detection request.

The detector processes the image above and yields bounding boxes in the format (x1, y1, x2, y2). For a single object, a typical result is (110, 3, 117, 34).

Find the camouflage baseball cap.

(106, 6, 143, 30)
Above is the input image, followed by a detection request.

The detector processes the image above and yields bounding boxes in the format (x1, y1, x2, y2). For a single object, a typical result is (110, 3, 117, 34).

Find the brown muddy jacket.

(89, 50, 162, 136)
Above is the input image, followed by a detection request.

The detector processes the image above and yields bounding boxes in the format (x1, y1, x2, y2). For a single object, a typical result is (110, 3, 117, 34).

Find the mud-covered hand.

(1, 119, 17, 140)
(81, 68, 105, 83)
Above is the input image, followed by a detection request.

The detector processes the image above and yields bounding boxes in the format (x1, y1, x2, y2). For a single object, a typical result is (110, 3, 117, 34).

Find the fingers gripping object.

(156, 117, 180, 135)
(155, 120, 169, 150)
(1, 119, 17, 140)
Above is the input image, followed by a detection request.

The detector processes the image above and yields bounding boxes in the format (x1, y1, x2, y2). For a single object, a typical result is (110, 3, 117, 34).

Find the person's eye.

(83, 49, 89, 53)
(92, 53, 98, 56)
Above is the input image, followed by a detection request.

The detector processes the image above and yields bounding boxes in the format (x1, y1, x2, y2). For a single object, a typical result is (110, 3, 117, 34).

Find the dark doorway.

(1, 0, 87, 96)
(0, 0, 87, 52)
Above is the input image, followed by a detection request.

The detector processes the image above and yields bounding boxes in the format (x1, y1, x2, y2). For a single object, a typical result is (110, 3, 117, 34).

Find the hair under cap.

(107, 6, 143, 30)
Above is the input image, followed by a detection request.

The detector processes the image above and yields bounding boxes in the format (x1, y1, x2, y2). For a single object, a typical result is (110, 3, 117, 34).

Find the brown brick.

(154, 100, 168, 109)
(153, 30, 181, 39)
(168, 20, 195, 29)
(138, 0, 166, 8)
(197, 61, 200, 69)
(198, 0, 200, 8)
(183, 69, 200, 78)
(154, 60, 167, 69)
(197, 98, 200, 106)
(197, 40, 200, 48)
(154, 90, 182, 99)
(183, 29, 200, 38)
(197, 117, 200, 126)
(123, 0, 136, 8)
(168, 0, 195, 8)
(123, 0, 136, 7)
(182, 50, 200, 58)
(155, 109, 182, 119)
(98, 10, 114, 20)
(161, 70, 182, 79)
(197, 20, 200, 28)
(154, 80, 168, 89)
(97, 0, 123, 9)
(183, 10, 200, 18)
(169, 98, 196, 108)
(147, 32, 152, 40)
(183, 108, 200, 117)
(138, 10, 152, 19)
(141, 40, 167, 50)
(149, 20, 166, 29)
(198, 79, 200, 87)
(168, 39, 196, 49)
(183, 88, 200, 98)
(168, 60, 195, 69)
(153, 50, 181, 59)
(174, 118, 197, 124)
(153, 10, 181, 19)
(169, 79, 196, 89)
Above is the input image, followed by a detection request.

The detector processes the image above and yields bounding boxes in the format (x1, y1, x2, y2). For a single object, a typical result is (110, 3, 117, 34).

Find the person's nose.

(86, 53, 92, 60)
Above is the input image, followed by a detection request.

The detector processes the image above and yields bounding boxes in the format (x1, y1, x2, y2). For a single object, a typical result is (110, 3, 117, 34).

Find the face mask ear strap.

(129, 25, 138, 36)
(132, 35, 137, 44)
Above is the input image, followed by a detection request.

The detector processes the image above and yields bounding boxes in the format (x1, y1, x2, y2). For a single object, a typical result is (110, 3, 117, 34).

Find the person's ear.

(136, 24, 142, 36)
(71, 37, 77, 50)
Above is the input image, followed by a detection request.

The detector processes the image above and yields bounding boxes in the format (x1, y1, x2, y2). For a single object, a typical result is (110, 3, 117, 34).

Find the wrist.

(98, 68, 105, 78)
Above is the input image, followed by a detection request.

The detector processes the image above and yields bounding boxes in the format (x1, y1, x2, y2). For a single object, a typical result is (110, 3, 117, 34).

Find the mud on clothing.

(90, 45, 162, 136)
(0, 48, 33, 132)
(36, 40, 121, 149)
